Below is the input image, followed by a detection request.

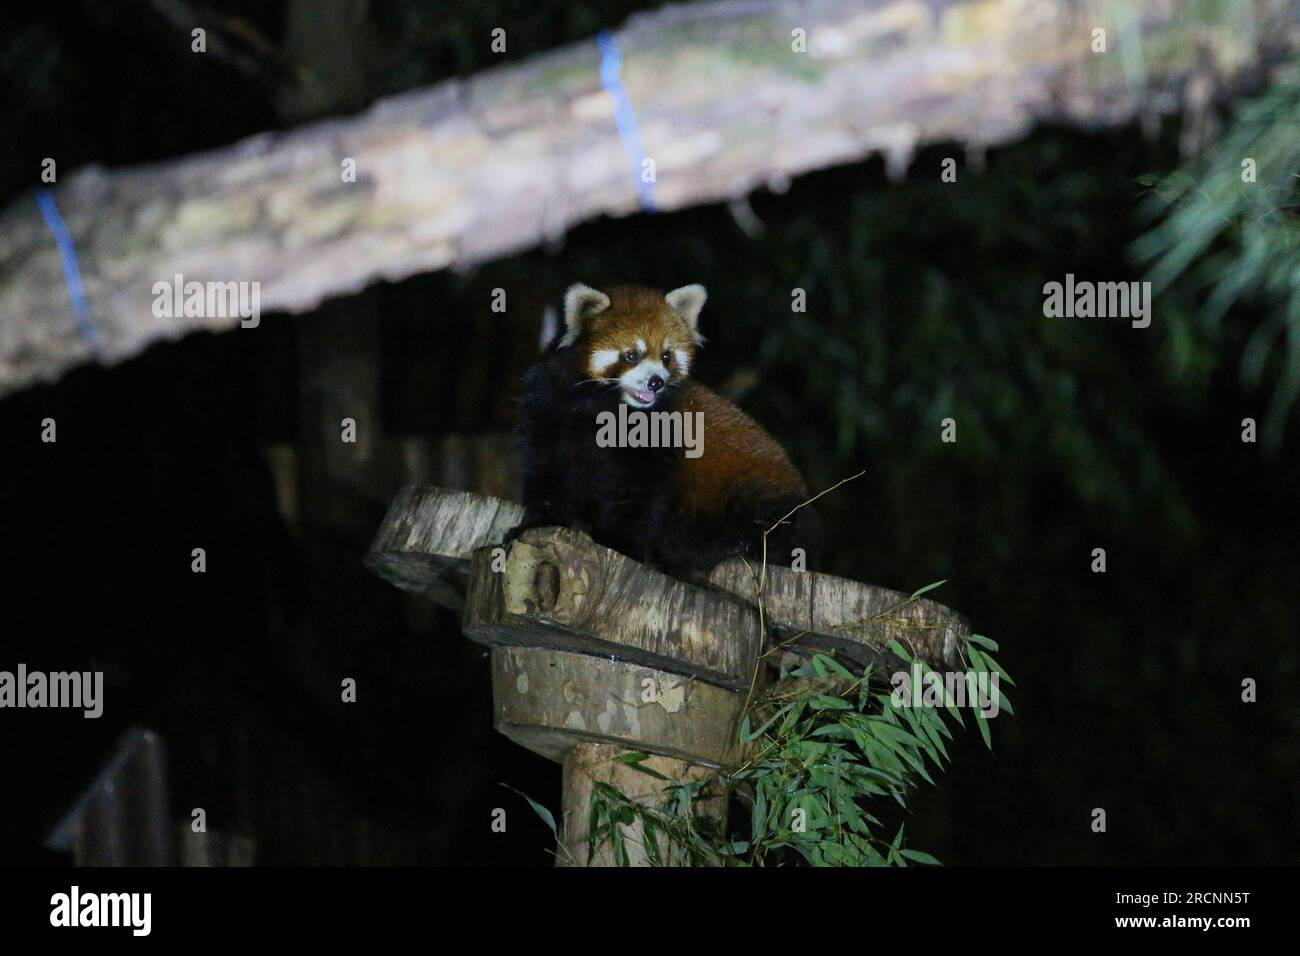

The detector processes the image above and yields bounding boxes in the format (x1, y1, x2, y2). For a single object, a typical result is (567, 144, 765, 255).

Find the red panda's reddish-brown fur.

(673, 381, 806, 517)
(574, 287, 806, 514)
(510, 282, 820, 573)
(580, 286, 698, 376)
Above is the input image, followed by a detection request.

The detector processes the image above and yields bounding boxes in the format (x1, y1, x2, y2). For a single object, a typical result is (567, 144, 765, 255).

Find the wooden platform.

(366, 485, 970, 695)
(366, 485, 976, 865)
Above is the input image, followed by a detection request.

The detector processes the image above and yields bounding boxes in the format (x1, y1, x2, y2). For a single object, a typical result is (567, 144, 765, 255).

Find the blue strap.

(596, 31, 657, 213)
(36, 188, 101, 355)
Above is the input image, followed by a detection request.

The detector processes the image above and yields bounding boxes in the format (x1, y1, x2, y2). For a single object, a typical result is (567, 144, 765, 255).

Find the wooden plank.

(364, 486, 524, 607)
(707, 559, 969, 670)
(465, 527, 762, 690)
(365, 486, 971, 670)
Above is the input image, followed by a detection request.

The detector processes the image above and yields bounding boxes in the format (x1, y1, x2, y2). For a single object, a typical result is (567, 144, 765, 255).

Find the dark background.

(1, 1, 1296, 866)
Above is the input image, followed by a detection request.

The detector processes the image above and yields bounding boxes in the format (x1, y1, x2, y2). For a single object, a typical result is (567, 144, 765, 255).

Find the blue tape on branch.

(36, 188, 101, 355)
(596, 30, 657, 213)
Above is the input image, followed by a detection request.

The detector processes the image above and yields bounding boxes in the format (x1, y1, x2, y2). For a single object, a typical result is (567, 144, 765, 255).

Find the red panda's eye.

(662, 350, 672, 364)
(623, 350, 638, 364)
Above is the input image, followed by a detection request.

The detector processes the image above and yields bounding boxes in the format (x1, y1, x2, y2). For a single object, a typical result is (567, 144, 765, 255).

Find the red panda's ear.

(666, 284, 707, 344)
(561, 283, 611, 347)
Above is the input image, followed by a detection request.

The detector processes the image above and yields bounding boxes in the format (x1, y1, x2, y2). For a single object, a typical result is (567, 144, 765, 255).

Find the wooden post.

(366, 485, 974, 865)
(558, 743, 725, 867)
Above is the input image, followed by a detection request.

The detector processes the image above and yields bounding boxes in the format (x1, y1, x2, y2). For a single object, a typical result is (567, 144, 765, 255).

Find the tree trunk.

(558, 742, 726, 866)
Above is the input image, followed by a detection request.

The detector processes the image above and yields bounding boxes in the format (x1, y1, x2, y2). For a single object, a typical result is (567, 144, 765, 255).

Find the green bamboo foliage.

(582, 629, 1011, 867)
(1135, 60, 1300, 447)
(518, 578, 1013, 867)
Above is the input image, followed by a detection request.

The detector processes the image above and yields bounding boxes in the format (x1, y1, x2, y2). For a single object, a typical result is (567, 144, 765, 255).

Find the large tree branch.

(3, 0, 1297, 394)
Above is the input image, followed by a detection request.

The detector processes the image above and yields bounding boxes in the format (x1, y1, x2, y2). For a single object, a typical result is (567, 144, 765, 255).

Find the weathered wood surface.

(558, 742, 726, 866)
(492, 646, 743, 767)
(367, 485, 970, 669)
(364, 486, 524, 607)
(5, 0, 1297, 395)
(466, 528, 762, 690)
(707, 559, 968, 669)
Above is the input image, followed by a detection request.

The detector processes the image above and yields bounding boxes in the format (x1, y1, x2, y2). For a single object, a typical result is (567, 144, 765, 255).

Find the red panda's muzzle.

(624, 386, 657, 407)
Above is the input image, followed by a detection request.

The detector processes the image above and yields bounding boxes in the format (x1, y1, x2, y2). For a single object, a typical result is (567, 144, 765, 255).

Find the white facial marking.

(675, 349, 690, 376)
(635, 338, 646, 355)
(619, 361, 670, 407)
(590, 348, 620, 376)
(621, 363, 667, 391)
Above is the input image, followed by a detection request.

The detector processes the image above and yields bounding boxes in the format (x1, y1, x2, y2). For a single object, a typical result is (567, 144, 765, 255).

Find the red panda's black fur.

(510, 283, 819, 574)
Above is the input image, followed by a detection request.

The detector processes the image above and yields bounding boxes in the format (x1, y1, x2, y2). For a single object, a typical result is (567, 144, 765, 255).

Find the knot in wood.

(534, 561, 561, 612)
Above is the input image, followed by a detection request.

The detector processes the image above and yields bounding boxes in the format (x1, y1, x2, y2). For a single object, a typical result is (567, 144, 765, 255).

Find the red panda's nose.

(648, 375, 665, 392)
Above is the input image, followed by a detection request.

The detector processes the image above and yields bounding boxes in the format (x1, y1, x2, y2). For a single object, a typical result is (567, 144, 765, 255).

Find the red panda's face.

(562, 283, 706, 409)
(587, 325, 694, 409)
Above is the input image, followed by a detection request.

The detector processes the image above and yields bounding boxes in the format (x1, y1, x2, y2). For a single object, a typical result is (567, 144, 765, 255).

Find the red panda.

(510, 282, 819, 574)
